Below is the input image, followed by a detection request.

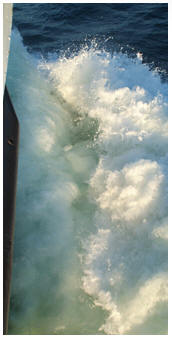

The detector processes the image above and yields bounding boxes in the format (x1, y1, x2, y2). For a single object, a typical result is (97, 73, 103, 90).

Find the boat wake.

(7, 29, 168, 335)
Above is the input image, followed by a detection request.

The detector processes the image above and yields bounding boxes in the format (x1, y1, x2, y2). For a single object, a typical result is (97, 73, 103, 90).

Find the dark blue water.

(7, 3, 168, 335)
(13, 3, 168, 77)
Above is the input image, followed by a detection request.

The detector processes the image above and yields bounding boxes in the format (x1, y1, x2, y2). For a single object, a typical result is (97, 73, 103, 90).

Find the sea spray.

(7, 29, 167, 335)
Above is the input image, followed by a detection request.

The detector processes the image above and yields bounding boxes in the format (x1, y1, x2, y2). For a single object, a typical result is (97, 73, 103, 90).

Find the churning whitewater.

(7, 30, 167, 335)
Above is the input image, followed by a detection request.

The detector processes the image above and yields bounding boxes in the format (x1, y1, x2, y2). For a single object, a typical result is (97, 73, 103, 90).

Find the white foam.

(91, 159, 166, 225)
(100, 273, 168, 334)
(7, 30, 167, 335)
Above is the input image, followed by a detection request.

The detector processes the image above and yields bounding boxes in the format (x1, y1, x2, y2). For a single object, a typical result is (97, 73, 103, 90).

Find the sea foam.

(7, 29, 167, 335)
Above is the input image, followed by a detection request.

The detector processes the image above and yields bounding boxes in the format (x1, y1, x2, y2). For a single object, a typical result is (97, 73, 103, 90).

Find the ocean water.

(7, 3, 168, 335)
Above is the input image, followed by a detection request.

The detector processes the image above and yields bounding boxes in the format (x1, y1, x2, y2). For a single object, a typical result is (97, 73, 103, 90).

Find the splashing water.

(7, 30, 168, 335)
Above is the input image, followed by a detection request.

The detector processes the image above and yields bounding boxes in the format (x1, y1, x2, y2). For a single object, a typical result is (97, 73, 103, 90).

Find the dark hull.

(3, 87, 19, 334)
